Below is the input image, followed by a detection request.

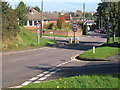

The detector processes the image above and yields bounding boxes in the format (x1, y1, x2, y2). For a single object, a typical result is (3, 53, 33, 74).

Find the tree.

(2, 2, 19, 41)
(57, 16, 66, 29)
(96, 2, 119, 43)
(15, 1, 28, 26)
(34, 6, 41, 12)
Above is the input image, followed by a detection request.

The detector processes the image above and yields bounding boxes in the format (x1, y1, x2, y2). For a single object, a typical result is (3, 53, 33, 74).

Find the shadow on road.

(47, 41, 104, 51)
(25, 62, 120, 80)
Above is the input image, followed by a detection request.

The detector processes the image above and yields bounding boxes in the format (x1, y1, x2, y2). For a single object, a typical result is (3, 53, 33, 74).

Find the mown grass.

(2, 27, 55, 51)
(79, 37, 120, 60)
(22, 73, 119, 88)
(109, 37, 120, 44)
(79, 46, 120, 59)
(43, 34, 71, 37)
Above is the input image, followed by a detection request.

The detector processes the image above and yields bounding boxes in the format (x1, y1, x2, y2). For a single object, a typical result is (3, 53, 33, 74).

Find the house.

(84, 21, 96, 25)
(24, 8, 59, 29)
(43, 12, 59, 25)
(59, 10, 72, 23)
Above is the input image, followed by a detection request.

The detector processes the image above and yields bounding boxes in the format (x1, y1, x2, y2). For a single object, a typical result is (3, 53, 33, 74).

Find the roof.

(26, 8, 59, 21)
(43, 12, 59, 20)
(60, 14, 71, 21)
(26, 9, 46, 21)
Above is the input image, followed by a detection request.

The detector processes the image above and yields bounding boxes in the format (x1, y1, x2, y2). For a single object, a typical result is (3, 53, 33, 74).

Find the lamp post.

(107, 0, 110, 44)
(40, 0, 43, 37)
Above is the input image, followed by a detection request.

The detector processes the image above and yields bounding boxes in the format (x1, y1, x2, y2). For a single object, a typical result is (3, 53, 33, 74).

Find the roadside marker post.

(93, 46, 95, 54)
(69, 38, 73, 44)
(36, 23, 42, 44)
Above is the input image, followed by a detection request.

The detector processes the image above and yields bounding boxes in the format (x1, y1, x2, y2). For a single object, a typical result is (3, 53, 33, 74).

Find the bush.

(44, 23, 54, 29)
(2, 2, 20, 41)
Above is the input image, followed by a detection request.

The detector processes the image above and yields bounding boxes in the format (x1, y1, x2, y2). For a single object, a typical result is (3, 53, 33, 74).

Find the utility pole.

(83, 3, 85, 22)
(101, 16, 103, 29)
(99, 17, 101, 29)
(83, 3, 86, 35)
(40, 0, 43, 37)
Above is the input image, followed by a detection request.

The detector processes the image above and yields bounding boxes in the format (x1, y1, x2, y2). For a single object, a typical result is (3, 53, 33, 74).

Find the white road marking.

(37, 74, 44, 77)
(33, 81, 41, 83)
(11, 59, 73, 88)
(21, 81, 32, 86)
(39, 77, 47, 81)
(50, 71, 56, 74)
(56, 64, 62, 67)
(43, 71, 49, 74)
(45, 74, 52, 77)
(29, 77, 39, 81)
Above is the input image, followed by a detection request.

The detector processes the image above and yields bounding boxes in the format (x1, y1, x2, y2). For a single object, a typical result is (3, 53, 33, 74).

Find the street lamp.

(40, 0, 43, 38)
(107, 0, 110, 44)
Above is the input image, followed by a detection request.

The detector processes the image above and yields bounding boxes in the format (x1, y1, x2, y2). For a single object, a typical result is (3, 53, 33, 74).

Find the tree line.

(95, 1, 120, 42)
(2, 1, 41, 41)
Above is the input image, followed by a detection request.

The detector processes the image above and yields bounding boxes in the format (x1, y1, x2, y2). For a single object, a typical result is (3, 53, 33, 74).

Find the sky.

(5, 0, 102, 12)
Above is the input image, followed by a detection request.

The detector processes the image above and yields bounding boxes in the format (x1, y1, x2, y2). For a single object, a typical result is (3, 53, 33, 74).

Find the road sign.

(36, 23, 42, 29)
(73, 23, 77, 27)
(73, 27, 77, 32)
(108, 23, 112, 28)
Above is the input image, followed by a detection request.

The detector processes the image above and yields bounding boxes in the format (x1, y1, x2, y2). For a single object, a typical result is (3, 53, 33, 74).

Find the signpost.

(37, 23, 42, 44)
(108, 23, 112, 29)
(72, 21, 77, 43)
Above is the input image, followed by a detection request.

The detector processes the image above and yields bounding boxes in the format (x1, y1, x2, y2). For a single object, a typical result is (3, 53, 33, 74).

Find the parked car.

(100, 29, 107, 34)
(94, 29, 101, 33)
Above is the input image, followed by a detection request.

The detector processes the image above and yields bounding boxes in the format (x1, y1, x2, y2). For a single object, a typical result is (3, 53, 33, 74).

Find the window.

(29, 21, 32, 26)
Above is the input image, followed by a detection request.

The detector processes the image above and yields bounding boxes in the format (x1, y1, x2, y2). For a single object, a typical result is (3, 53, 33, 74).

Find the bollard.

(69, 38, 73, 44)
(53, 37, 56, 42)
(75, 37, 79, 43)
(93, 46, 95, 53)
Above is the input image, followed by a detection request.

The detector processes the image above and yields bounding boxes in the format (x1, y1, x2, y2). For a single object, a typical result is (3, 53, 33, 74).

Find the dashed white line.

(56, 64, 62, 67)
(37, 73, 44, 77)
(21, 81, 32, 86)
(33, 81, 41, 83)
(11, 59, 74, 88)
(29, 77, 39, 81)
(39, 77, 47, 81)
(45, 74, 52, 77)
(43, 71, 49, 74)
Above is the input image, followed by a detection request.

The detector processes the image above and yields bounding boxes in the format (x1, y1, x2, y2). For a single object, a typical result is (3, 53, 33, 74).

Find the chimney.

(30, 8, 34, 14)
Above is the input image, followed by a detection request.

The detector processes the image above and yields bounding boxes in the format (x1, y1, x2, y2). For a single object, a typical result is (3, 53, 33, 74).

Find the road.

(2, 31, 119, 88)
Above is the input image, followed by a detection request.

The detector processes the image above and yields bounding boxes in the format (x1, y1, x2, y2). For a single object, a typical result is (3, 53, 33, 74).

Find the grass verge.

(22, 73, 119, 88)
(43, 34, 71, 37)
(79, 46, 120, 59)
(2, 27, 55, 51)
(79, 37, 120, 60)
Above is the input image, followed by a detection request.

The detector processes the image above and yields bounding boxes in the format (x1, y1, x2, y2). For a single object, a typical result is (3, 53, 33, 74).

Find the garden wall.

(43, 30, 82, 37)
(30, 30, 82, 37)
